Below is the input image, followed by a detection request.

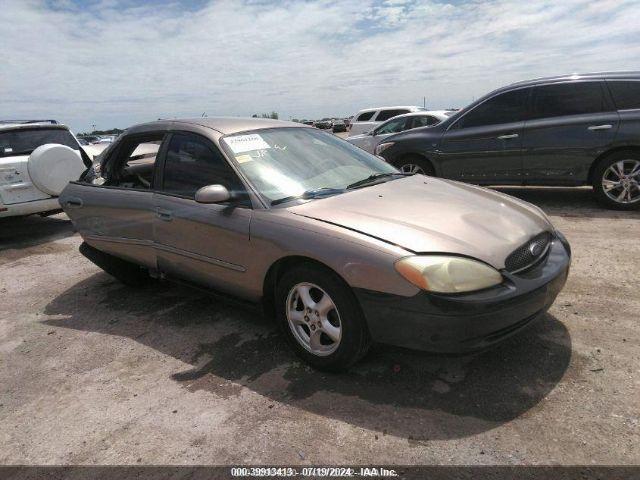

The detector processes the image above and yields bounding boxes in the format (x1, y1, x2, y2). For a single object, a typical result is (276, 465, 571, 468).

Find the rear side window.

(162, 132, 246, 202)
(409, 115, 440, 129)
(375, 109, 410, 122)
(608, 81, 640, 110)
(531, 82, 610, 119)
(355, 111, 375, 122)
(0, 128, 79, 157)
(106, 133, 163, 190)
(455, 88, 529, 129)
(374, 117, 407, 135)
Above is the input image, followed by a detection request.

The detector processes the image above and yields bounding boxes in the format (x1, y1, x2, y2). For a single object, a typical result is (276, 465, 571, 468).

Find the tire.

(79, 242, 150, 286)
(592, 151, 640, 210)
(392, 155, 435, 176)
(275, 264, 371, 371)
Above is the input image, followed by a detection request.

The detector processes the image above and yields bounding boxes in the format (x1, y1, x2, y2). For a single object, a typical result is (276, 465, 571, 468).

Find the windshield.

(0, 128, 79, 157)
(221, 127, 398, 203)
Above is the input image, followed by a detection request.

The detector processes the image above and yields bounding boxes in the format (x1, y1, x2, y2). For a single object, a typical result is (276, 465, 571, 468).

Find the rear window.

(607, 80, 640, 110)
(375, 109, 410, 122)
(0, 128, 79, 157)
(355, 111, 375, 122)
(531, 82, 610, 119)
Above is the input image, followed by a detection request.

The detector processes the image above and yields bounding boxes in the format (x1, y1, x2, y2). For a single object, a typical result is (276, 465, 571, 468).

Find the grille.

(505, 231, 552, 273)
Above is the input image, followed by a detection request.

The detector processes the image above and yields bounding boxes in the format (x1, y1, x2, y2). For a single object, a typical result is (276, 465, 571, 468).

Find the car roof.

(355, 106, 423, 114)
(504, 71, 640, 90)
(0, 122, 69, 132)
(127, 117, 306, 136)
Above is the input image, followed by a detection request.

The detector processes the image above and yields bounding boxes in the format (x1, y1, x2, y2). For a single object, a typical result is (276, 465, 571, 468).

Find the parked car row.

(348, 72, 640, 210)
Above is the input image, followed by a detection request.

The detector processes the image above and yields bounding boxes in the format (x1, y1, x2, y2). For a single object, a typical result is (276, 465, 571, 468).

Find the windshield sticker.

(226, 134, 271, 154)
(235, 154, 253, 164)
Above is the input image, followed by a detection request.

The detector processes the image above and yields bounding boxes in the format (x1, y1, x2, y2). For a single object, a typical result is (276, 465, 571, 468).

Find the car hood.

(287, 175, 552, 269)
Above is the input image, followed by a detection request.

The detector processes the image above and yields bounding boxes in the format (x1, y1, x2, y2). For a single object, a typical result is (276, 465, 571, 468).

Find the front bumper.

(355, 235, 571, 353)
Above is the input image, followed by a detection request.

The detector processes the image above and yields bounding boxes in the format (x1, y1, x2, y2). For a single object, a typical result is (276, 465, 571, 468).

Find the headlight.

(375, 142, 394, 155)
(395, 255, 503, 293)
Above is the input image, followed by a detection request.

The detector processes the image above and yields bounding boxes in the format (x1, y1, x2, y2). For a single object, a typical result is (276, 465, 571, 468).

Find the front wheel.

(392, 155, 434, 176)
(592, 153, 640, 210)
(275, 265, 370, 371)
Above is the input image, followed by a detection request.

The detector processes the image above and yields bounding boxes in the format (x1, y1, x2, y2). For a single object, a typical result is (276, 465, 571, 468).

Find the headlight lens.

(395, 255, 503, 293)
(375, 142, 394, 155)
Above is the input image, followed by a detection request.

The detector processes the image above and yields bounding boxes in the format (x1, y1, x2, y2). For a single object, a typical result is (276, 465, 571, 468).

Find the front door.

(153, 131, 252, 297)
(438, 87, 530, 183)
(522, 81, 620, 184)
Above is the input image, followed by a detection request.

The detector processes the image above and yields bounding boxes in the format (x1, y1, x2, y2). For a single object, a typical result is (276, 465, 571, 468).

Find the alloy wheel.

(400, 163, 425, 174)
(602, 159, 640, 204)
(286, 282, 342, 357)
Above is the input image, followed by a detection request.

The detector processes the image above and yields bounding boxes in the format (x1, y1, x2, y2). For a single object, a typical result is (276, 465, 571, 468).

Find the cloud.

(1, 0, 639, 131)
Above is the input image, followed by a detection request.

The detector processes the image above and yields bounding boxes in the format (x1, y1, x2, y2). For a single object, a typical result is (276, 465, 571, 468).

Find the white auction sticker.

(225, 134, 271, 154)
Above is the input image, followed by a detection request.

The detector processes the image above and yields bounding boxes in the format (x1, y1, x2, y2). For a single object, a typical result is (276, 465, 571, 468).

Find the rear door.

(59, 133, 164, 269)
(438, 88, 529, 183)
(152, 131, 253, 297)
(522, 81, 619, 184)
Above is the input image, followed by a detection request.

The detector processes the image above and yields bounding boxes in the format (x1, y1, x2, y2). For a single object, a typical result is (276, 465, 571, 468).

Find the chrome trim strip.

(85, 235, 245, 272)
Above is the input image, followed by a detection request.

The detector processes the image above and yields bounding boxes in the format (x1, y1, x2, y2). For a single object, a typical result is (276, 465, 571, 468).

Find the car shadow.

(491, 186, 639, 219)
(0, 213, 76, 264)
(44, 273, 572, 441)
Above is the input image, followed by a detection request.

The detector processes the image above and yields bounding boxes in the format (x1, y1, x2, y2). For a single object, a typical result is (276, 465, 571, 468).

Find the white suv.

(0, 121, 90, 218)
(347, 106, 425, 137)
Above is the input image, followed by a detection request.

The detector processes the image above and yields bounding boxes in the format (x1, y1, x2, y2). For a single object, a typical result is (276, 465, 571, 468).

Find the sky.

(2, 0, 640, 132)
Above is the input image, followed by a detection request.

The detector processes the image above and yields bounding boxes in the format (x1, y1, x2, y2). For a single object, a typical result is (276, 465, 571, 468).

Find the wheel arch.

(262, 255, 350, 320)
(392, 152, 436, 175)
(588, 146, 640, 184)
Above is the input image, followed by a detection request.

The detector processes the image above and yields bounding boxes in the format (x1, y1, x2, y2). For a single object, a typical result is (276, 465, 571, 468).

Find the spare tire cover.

(28, 144, 85, 196)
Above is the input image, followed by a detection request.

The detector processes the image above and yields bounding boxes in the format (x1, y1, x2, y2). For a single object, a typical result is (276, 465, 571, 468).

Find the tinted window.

(0, 128, 79, 157)
(355, 111, 375, 122)
(375, 117, 407, 135)
(376, 109, 410, 122)
(456, 89, 529, 129)
(531, 82, 609, 119)
(409, 115, 440, 129)
(608, 81, 640, 110)
(163, 133, 244, 201)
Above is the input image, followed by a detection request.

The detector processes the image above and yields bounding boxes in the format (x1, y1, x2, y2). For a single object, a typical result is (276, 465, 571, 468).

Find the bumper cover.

(355, 235, 571, 353)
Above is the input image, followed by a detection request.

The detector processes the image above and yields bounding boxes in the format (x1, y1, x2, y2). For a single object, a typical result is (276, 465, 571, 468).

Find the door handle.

(65, 198, 83, 208)
(497, 133, 519, 140)
(155, 207, 173, 221)
(588, 124, 612, 131)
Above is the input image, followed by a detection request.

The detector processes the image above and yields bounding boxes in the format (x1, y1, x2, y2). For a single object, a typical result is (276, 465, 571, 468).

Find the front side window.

(221, 127, 397, 203)
(355, 111, 375, 122)
(374, 117, 407, 135)
(531, 82, 609, 119)
(162, 132, 245, 201)
(607, 80, 640, 110)
(375, 109, 410, 122)
(0, 128, 79, 157)
(455, 88, 529, 129)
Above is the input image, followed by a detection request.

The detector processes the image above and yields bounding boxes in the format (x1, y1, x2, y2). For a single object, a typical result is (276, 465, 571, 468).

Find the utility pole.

(423, 97, 426, 108)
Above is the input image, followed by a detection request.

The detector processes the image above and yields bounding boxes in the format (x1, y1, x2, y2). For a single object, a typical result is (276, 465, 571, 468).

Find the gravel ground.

(0, 187, 638, 465)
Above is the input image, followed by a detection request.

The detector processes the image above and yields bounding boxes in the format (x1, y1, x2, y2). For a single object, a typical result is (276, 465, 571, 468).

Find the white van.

(348, 106, 425, 137)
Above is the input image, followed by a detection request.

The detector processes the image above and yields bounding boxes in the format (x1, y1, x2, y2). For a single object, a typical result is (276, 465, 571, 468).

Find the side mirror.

(195, 184, 231, 204)
(368, 130, 376, 136)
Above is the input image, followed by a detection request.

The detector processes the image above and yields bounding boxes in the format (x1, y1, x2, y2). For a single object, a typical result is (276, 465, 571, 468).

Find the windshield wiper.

(271, 187, 345, 206)
(346, 172, 412, 190)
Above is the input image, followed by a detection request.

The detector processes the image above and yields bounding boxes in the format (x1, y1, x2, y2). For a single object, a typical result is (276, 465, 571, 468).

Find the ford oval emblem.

(529, 242, 543, 257)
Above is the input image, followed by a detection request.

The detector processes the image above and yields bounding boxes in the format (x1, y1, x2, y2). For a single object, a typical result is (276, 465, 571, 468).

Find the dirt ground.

(0, 187, 638, 465)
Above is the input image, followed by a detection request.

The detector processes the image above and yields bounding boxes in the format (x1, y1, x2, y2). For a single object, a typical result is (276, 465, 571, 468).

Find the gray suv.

(377, 72, 640, 209)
